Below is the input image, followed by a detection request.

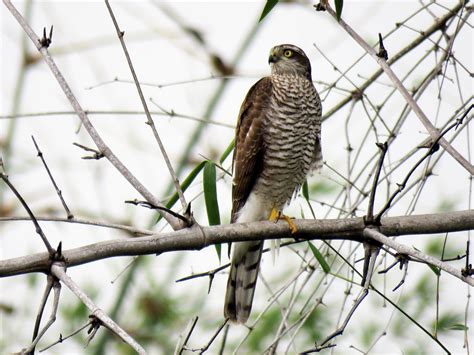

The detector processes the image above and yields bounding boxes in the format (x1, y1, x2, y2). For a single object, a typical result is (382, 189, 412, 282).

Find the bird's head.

(268, 44, 312, 80)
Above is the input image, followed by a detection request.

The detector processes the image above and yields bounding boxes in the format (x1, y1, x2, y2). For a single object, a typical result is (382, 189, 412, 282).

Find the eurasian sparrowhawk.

(224, 44, 322, 323)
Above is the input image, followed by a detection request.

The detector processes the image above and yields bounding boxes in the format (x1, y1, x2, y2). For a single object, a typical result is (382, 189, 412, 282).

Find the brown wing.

(231, 77, 272, 223)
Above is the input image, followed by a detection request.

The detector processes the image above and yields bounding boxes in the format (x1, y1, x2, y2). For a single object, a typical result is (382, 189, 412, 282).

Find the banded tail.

(224, 241, 264, 323)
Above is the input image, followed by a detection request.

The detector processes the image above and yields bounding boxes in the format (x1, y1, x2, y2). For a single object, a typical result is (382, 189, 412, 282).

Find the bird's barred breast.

(253, 74, 321, 209)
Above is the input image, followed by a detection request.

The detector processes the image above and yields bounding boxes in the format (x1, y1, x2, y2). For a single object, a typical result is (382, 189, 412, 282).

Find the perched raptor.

(224, 44, 322, 323)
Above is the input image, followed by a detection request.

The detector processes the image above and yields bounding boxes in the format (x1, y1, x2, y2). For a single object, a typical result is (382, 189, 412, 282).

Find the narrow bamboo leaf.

(219, 139, 235, 164)
(302, 180, 309, 200)
(335, 0, 344, 21)
(214, 243, 222, 262)
(156, 161, 206, 224)
(203, 161, 221, 225)
(203, 161, 221, 261)
(308, 241, 330, 273)
(447, 324, 468, 331)
(302, 179, 316, 219)
(259, 0, 279, 22)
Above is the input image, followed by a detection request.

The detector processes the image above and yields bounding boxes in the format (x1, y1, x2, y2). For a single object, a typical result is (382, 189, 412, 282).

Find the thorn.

(377, 33, 388, 60)
(39, 26, 53, 48)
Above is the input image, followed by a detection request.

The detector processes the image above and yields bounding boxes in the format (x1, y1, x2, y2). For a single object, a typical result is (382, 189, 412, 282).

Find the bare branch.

(363, 228, 473, 286)
(176, 316, 199, 355)
(321, 1, 466, 121)
(50, 262, 146, 354)
(320, 2, 474, 175)
(22, 276, 61, 354)
(32, 136, 73, 219)
(1, 211, 473, 285)
(2, 0, 184, 230)
(104, 0, 188, 215)
(0, 172, 54, 255)
(0, 215, 154, 236)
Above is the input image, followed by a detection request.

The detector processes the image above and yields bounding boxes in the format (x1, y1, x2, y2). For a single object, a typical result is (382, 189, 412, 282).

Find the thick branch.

(1, 210, 472, 277)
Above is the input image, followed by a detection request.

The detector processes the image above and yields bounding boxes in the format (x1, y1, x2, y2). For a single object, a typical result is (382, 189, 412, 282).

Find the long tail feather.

(224, 241, 263, 323)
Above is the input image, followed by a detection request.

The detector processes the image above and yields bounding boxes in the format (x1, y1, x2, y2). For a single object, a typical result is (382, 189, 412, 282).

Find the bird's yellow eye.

(284, 49, 293, 58)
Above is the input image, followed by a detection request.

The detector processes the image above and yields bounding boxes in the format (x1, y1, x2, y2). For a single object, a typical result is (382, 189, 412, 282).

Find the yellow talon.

(282, 215, 298, 234)
(269, 207, 280, 222)
(269, 207, 298, 234)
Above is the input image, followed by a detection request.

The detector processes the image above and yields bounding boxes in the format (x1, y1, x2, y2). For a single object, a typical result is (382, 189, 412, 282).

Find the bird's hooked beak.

(268, 48, 279, 64)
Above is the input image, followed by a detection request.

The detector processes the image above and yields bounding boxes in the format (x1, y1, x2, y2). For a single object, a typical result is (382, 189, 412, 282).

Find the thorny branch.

(1, 211, 473, 287)
(104, 0, 189, 218)
(319, 2, 474, 175)
(50, 262, 146, 354)
(2, 0, 184, 230)
(375, 104, 473, 221)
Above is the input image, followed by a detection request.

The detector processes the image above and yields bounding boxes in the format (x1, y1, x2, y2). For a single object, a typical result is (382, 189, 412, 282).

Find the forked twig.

(320, 3, 474, 175)
(191, 319, 228, 354)
(104, 0, 188, 214)
(2, 0, 184, 230)
(177, 316, 199, 355)
(375, 105, 472, 220)
(364, 228, 473, 285)
(39, 320, 94, 352)
(23, 275, 61, 354)
(50, 262, 146, 354)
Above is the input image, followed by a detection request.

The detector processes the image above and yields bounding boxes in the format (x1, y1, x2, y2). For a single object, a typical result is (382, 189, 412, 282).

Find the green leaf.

(259, 0, 279, 22)
(302, 180, 309, 200)
(427, 264, 440, 276)
(334, 0, 343, 21)
(156, 161, 206, 224)
(307, 241, 330, 273)
(413, 246, 440, 276)
(219, 139, 235, 164)
(447, 324, 468, 331)
(203, 161, 221, 261)
(302, 180, 316, 219)
(203, 161, 221, 226)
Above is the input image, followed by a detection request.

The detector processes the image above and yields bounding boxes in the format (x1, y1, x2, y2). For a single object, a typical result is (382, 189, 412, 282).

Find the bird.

(224, 44, 322, 324)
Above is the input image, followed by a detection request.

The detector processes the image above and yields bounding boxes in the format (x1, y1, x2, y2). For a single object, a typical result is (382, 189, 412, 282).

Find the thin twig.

(27, 275, 54, 354)
(177, 316, 199, 355)
(2, 0, 183, 230)
(50, 262, 146, 354)
(376, 105, 472, 220)
(32, 136, 73, 219)
(0, 172, 54, 255)
(104, 0, 188, 214)
(0, 110, 235, 129)
(366, 142, 388, 223)
(191, 319, 228, 354)
(23, 276, 61, 354)
(0, 215, 154, 236)
(321, 3, 474, 175)
(319, 288, 369, 349)
(363, 228, 473, 286)
(39, 320, 94, 352)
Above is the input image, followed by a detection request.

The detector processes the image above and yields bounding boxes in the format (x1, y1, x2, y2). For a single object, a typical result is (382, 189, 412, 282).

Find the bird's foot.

(269, 207, 298, 234)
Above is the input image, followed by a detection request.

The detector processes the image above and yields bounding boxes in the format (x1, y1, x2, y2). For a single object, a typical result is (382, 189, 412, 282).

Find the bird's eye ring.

(283, 50, 293, 58)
